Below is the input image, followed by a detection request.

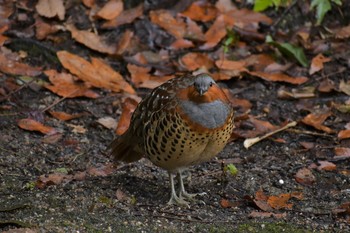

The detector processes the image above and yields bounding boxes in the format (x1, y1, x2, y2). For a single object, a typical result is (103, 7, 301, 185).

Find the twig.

(40, 89, 79, 113)
(244, 121, 297, 149)
(287, 128, 334, 138)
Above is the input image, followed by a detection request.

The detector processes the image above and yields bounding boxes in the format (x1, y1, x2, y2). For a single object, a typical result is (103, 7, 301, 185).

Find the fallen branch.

(244, 121, 297, 149)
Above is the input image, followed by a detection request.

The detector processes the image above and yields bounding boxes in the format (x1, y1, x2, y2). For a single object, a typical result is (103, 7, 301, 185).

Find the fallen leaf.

(309, 54, 331, 75)
(215, 60, 247, 72)
(116, 98, 139, 135)
(49, 111, 85, 121)
(82, 0, 94, 8)
(228, 8, 272, 31)
(301, 112, 334, 133)
(97, 117, 118, 130)
(249, 211, 286, 219)
(66, 124, 87, 134)
(295, 167, 316, 185)
(316, 161, 337, 171)
(220, 199, 239, 208)
(248, 71, 308, 85)
(339, 80, 350, 96)
(57, 51, 135, 94)
(318, 79, 335, 93)
(18, 118, 56, 135)
(102, 3, 143, 28)
(200, 14, 235, 49)
(267, 193, 293, 210)
(215, 0, 236, 13)
(150, 10, 186, 39)
(44, 70, 99, 98)
(0, 52, 42, 76)
(169, 39, 194, 49)
(333, 25, 350, 39)
(36, 0, 65, 20)
(181, 2, 217, 22)
(66, 24, 117, 54)
(181, 53, 214, 71)
(42, 132, 63, 144)
(299, 141, 315, 149)
(115, 30, 134, 55)
(277, 86, 315, 99)
(334, 147, 350, 160)
(35, 16, 61, 40)
(87, 163, 116, 177)
(36, 173, 72, 188)
(338, 130, 350, 140)
(96, 0, 123, 20)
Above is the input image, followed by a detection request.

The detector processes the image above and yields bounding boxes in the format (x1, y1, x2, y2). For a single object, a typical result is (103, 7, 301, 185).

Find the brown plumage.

(109, 73, 234, 205)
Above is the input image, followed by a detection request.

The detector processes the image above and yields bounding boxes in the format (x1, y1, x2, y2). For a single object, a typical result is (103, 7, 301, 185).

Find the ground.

(1, 0, 350, 232)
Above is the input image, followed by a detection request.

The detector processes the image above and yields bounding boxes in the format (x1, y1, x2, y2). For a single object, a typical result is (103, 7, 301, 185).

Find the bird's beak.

(198, 89, 204, 96)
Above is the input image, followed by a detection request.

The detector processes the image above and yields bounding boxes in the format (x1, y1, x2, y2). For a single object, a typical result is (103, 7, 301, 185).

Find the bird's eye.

(209, 82, 213, 87)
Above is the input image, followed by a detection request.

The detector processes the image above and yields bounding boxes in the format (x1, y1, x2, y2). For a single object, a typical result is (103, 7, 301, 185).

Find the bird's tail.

(108, 134, 143, 163)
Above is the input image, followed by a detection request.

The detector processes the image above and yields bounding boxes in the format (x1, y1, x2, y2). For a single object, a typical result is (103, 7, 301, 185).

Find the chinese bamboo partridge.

(109, 73, 234, 205)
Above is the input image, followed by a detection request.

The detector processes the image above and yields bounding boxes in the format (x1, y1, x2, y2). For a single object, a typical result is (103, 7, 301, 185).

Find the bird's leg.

(167, 172, 189, 206)
(178, 170, 206, 201)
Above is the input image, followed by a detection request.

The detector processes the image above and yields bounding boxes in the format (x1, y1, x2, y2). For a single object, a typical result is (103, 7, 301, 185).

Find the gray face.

(193, 74, 215, 96)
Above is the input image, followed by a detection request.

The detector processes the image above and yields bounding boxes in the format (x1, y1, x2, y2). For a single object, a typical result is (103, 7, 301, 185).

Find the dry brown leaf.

(42, 132, 63, 144)
(333, 25, 350, 39)
(115, 97, 139, 135)
(96, 0, 123, 20)
(35, 0, 65, 20)
(0, 25, 10, 46)
(248, 71, 308, 85)
(0, 52, 42, 76)
(222, 88, 252, 112)
(277, 86, 315, 99)
(318, 79, 335, 93)
(244, 54, 275, 72)
(169, 39, 194, 50)
(82, 0, 95, 8)
(66, 123, 87, 134)
(57, 51, 135, 94)
(316, 161, 337, 171)
(87, 163, 116, 177)
(150, 10, 186, 39)
(181, 53, 214, 71)
(36, 173, 72, 188)
(267, 193, 293, 210)
(200, 14, 235, 49)
(227, 8, 272, 31)
(97, 117, 118, 130)
(334, 147, 350, 159)
(249, 211, 287, 219)
(215, 0, 236, 13)
(339, 80, 350, 96)
(18, 118, 56, 135)
(338, 129, 350, 140)
(309, 54, 331, 75)
(295, 167, 316, 185)
(301, 112, 334, 133)
(181, 2, 217, 22)
(116, 30, 134, 55)
(49, 111, 85, 121)
(66, 24, 117, 54)
(219, 199, 240, 208)
(299, 141, 315, 149)
(184, 17, 205, 41)
(44, 70, 99, 98)
(102, 3, 143, 28)
(215, 59, 247, 70)
(35, 16, 61, 40)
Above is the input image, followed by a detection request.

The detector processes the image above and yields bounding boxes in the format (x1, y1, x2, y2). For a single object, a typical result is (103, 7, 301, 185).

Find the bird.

(109, 73, 234, 205)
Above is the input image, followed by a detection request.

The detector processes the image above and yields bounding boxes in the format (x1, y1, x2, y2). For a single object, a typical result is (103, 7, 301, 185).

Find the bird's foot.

(179, 191, 207, 203)
(167, 194, 190, 207)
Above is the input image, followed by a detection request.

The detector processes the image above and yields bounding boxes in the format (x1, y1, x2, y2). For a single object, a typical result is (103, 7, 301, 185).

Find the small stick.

(244, 121, 297, 149)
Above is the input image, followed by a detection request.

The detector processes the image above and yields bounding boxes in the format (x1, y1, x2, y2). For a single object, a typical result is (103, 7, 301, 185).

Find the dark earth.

(1, 1, 350, 232)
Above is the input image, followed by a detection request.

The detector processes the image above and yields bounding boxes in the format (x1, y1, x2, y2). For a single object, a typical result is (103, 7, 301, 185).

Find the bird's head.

(177, 73, 229, 104)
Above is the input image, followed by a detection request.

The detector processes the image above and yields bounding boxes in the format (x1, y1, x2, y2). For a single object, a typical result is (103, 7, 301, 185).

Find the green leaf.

(331, 0, 342, 5)
(225, 164, 238, 176)
(311, 0, 331, 25)
(254, 0, 274, 12)
(266, 35, 309, 67)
